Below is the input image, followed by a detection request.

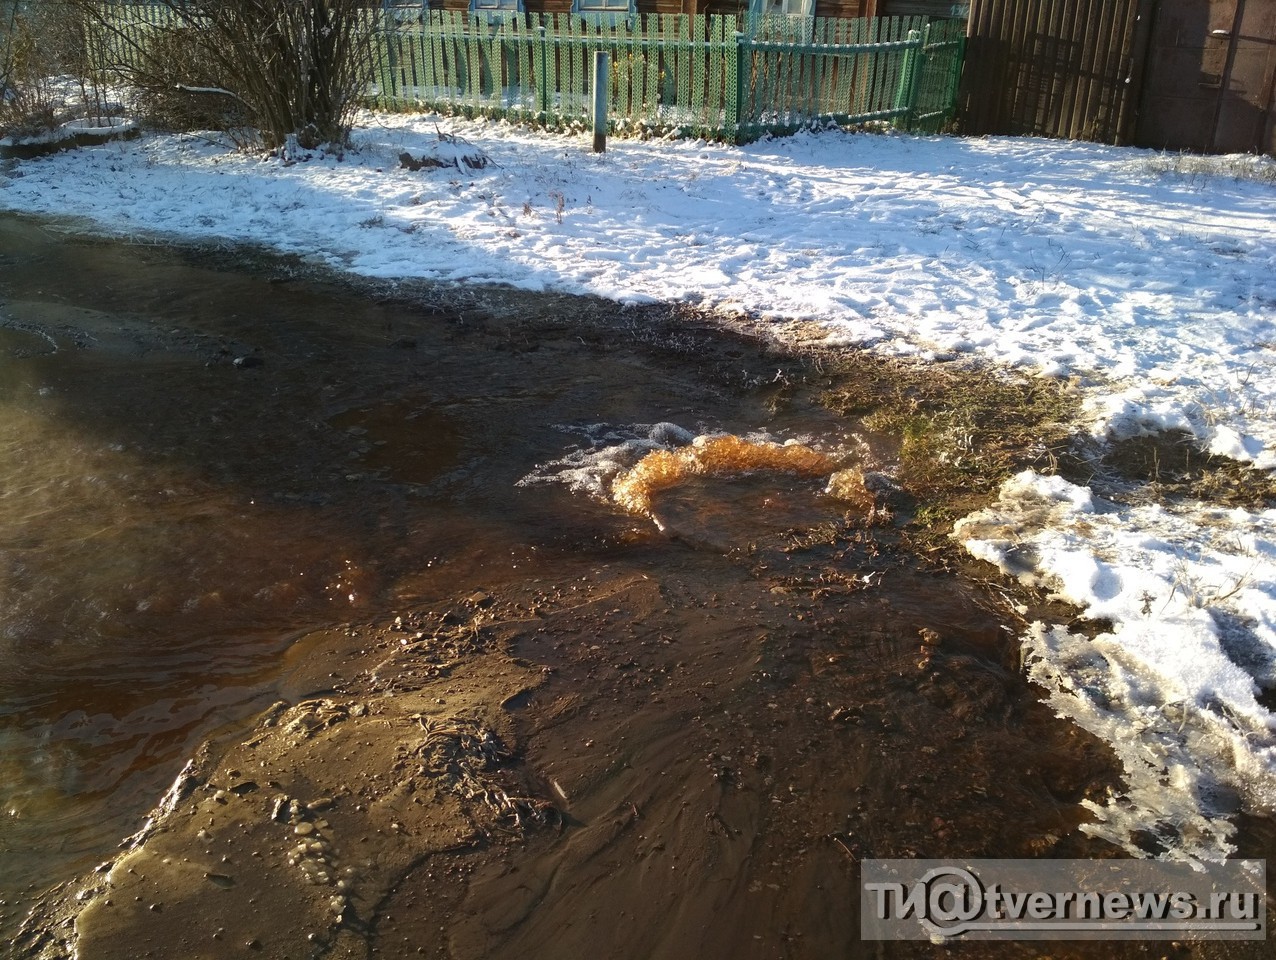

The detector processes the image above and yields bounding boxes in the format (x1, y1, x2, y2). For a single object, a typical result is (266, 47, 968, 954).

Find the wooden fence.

(88, 6, 966, 143)
(364, 13, 965, 142)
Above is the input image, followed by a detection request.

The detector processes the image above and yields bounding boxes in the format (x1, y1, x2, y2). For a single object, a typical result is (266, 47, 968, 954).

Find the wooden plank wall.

(427, 0, 873, 18)
(815, 0, 874, 18)
(959, 0, 1145, 143)
(881, 0, 966, 15)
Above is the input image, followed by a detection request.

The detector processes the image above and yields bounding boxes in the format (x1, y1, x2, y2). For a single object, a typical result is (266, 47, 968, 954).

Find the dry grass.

(821, 354, 1081, 543)
(1132, 152, 1276, 186)
(1094, 431, 1276, 509)
(817, 350, 1276, 561)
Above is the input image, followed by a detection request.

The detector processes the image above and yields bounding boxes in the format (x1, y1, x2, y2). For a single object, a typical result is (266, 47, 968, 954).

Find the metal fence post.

(592, 49, 609, 152)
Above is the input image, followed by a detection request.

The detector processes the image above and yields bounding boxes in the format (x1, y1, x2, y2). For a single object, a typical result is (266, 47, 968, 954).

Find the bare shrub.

(125, 24, 250, 134)
(77, 0, 377, 151)
(1, 1, 98, 138)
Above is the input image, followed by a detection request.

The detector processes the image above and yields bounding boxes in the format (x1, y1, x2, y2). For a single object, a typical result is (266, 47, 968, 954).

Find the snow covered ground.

(2, 113, 1275, 862)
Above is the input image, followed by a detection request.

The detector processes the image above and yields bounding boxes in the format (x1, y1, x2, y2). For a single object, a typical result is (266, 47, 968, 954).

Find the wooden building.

(419, 0, 969, 24)
(959, 0, 1276, 155)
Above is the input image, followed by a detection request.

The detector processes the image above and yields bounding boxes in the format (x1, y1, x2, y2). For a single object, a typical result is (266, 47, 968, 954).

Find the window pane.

(573, 0, 635, 12)
(749, 0, 814, 15)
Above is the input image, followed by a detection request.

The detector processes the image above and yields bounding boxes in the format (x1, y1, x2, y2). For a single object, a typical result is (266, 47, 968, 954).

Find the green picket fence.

(363, 13, 966, 143)
(86, 5, 965, 144)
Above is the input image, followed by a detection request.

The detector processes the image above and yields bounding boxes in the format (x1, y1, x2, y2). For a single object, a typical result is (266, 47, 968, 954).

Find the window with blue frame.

(381, 1, 425, 24)
(470, 0, 523, 21)
(472, 0, 525, 22)
(746, 0, 814, 40)
(570, 0, 636, 17)
(748, 0, 814, 16)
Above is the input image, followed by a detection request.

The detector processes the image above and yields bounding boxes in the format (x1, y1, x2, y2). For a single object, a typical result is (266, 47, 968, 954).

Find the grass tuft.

(1131, 152, 1276, 185)
(821, 355, 1080, 544)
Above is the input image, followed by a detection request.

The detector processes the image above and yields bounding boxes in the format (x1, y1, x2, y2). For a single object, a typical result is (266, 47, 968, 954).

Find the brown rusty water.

(0, 216, 1270, 959)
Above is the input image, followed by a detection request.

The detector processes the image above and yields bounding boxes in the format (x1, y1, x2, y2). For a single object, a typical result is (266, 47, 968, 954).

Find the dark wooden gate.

(1134, 0, 1276, 153)
(958, 0, 1276, 155)
(958, 0, 1145, 142)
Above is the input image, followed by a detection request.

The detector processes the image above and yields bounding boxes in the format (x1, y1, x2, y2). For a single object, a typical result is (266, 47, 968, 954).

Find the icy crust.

(955, 471, 1276, 862)
(517, 422, 857, 528)
(517, 421, 698, 501)
(1087, 390, 1274, 471)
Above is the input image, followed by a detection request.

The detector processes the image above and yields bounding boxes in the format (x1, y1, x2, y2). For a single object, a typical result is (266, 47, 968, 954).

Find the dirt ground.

(17, 543, 1137, 960)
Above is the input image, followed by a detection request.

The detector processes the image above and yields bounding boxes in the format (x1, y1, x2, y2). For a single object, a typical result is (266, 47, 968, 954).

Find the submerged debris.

(415, 716, 559, 832)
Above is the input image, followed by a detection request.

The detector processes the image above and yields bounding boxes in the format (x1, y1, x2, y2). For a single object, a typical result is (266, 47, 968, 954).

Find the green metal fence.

(87, 5, 965, 144)
(363, 13, 966, 143)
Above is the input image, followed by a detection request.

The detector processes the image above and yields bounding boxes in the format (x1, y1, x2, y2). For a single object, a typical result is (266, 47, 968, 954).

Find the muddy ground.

(3, 219, 1272, 960)
(16, 557, 1130, 960)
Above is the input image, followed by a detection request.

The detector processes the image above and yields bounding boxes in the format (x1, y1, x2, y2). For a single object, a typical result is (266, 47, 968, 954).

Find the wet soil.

(0, 215, 1271, 960)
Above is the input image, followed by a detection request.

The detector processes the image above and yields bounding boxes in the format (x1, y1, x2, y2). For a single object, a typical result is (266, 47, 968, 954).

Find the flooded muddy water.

(0, 216, 1270, 959)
